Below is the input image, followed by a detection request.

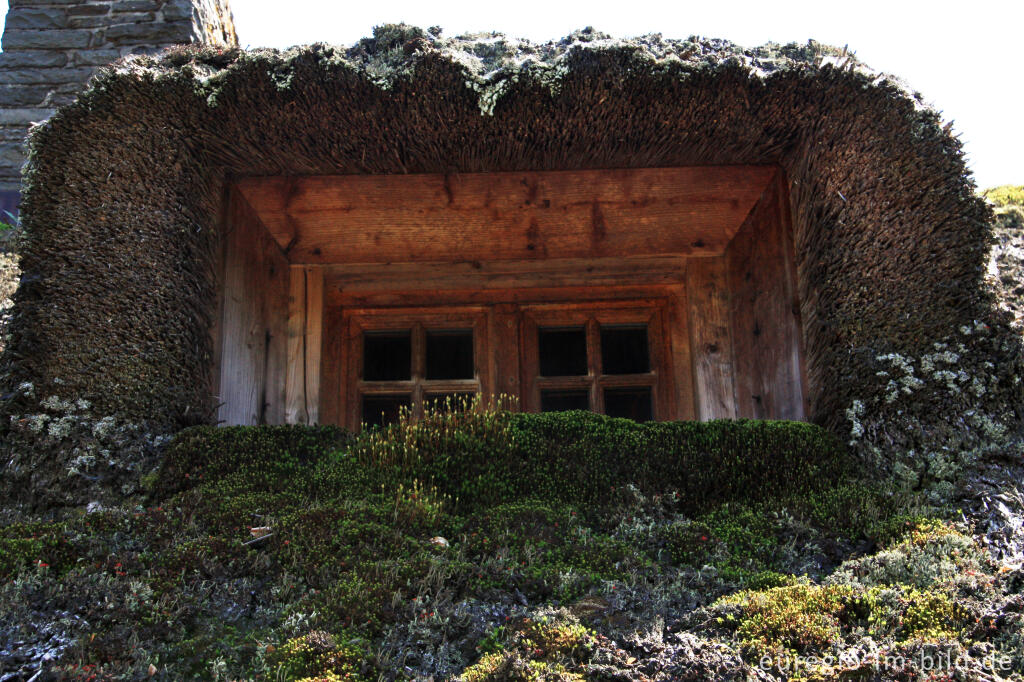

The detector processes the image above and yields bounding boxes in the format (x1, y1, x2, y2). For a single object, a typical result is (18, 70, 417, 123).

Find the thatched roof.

(0, 25, 1011, 443)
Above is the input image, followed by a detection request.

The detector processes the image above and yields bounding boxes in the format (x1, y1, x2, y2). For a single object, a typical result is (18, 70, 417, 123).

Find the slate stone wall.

(0, 0, 236, 194)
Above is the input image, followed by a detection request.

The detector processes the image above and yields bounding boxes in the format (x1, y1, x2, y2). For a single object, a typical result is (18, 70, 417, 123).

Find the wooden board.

(216, 190, 290, 426)
(686, 257, 737, 420)
(235, 166, 776, 265)
(325, 255, 689, 294)
(327, 283, 696, 310)
(319, 304, 343, 427)
(726, 171, 806, 420)
(491, 304, 521, 405)
(285, 266, 324, 424)
(663, 284, 696, 421)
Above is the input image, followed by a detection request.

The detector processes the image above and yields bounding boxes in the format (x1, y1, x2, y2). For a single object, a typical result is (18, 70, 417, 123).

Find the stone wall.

(0, 0, 236, 194)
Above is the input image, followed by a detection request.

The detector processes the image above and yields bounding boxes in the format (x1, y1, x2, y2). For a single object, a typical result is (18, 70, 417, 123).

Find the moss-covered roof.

(1, 27, 1016, 500)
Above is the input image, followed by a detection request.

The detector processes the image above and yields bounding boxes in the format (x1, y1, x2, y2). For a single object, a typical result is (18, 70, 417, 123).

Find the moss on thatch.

(0, 25, 1019, 503)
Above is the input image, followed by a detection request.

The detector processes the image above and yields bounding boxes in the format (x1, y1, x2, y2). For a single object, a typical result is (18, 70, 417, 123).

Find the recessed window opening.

(362, 394, 411, 428)
(538, 327, 588, 377)
(604, 387, 653, 421)
(425, 329, 474, 380)
(363, 331, 411, 381)
(527, 308, 662, 420)
(351, 316, 483, 429)
(601, 326, 650, 375)
(540, 389, 590, 413)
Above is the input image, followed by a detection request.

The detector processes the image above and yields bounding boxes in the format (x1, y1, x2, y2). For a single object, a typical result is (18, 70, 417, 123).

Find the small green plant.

(858, 585, 969, 643)
(266, 630, 369, 681)
(717, 583, 856, 655)
(461, 615, 595, 681)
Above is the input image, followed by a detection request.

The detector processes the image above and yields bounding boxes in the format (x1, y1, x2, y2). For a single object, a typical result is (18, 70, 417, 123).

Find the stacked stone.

(0, 0, 236, 194)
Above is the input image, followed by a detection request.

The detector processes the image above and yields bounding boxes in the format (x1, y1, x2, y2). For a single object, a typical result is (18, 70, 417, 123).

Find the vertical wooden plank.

(663, 284, 696, 421)
(304, 266, 324, 424)
(285, 265, 309, 424)
(725, 171, 806, 421)
(320, 308, 343, 427)
(686, 256, 737, 420)
(492, 304, 521, 408)
(262, 260, 290, 425)
(585, 318, 603, 413)
(473, 312, 492, 404)
(520, 315, 540, 412)
(346, 318, 365, 429)
(217, 190, 290, 426)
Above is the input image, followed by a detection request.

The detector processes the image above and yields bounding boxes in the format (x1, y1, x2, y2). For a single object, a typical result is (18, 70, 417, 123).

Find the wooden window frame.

(520, 299, 674, 420)
(342, 306, 490, 428)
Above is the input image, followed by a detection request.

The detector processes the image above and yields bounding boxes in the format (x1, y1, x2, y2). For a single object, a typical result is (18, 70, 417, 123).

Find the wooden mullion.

(359, 381, 417, 394)
(412, 322, 425, 418)
(596, 375, 658, 389)
(587, 317, 603, 414)
(647, 307, 665, 421)
(536, 376, 592, 390)
(521, 314, 540, 412)
(348, 320, 364, 428)
(420, 380, 481, 393)
(473, 313, 489, 400)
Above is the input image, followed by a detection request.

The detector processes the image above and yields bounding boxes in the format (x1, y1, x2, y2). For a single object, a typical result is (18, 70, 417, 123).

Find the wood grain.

(217, 190, 290, 426)
(686, 257, 737, 420)
(236, 166, 775, 265)
(726, 171, 806, 420)
(285, 266, 325, 424)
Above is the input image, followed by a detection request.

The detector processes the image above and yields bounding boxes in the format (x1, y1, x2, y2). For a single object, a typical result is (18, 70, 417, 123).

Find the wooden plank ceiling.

(235, 166, 777, 266)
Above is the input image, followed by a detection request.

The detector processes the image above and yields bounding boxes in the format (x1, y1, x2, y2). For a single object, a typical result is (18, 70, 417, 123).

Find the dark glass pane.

(363, 331, 411, 381)
(362, 394, 411, 428)
(541, 390, 590, 412)
(538, 327, 587, 376)
(601, 326, 650, 375)
(604, 387, 653, 421)
(426, 329, 474, 380)
(425, 392, 476, 412)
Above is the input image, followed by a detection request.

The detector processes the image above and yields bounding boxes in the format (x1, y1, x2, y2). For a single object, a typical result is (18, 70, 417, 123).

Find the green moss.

(152, 424, 352, 499)
(870, 514, 956, 548)
(265, 630, 370, 681)
(859, 585, 970, 643)
(353, 408, 849, 515)
(829, 519, 990, 590)
(0, 413, 898, 678)
(717, 583, 856, 655)
(0, 521, 74, 576)
(460, 615, 595, 681)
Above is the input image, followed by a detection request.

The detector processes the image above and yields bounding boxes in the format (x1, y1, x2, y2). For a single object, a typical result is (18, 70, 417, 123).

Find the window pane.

(540, 389, 590, 412)
(363, 331, 411, 381)
(538, 327, 587, 376)
(604, 387, 653, 421)
(424, 392, 476, 413)
(425, 329, 474, 380)
(601, 326, 650, 375)
(362, 394, 411, 428)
